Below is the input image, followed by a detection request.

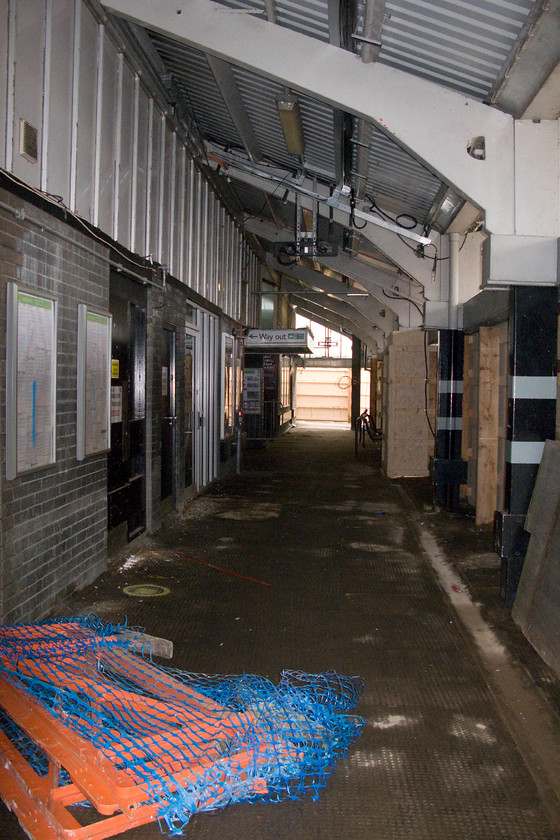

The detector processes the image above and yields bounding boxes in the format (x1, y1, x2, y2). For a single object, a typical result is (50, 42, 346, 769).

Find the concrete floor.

(3, 424, 560, 839)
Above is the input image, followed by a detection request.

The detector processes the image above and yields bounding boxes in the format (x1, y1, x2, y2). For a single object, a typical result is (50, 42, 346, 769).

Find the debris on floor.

(0, 615, 365, 839)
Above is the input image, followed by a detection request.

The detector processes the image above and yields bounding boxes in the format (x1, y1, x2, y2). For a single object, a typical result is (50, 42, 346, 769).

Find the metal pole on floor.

(351, 336, 361, 430)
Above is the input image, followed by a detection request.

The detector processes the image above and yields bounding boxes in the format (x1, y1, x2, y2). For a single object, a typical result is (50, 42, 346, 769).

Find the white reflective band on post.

(438, 380, 464, 395)
(508, 376, 557, 399)
(506, 441, 545, 464)
(437, 417, 463, 431)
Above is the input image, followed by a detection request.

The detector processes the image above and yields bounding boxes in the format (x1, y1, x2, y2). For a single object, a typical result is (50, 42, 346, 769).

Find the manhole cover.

(122, 584, 170, 598)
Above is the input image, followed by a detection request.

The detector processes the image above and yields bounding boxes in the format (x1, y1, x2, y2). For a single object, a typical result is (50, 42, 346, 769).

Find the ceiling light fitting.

(275, 92, 305, 157)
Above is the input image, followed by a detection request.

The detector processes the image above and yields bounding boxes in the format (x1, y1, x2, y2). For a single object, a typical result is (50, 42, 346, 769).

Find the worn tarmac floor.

(4, 423, 560, 839)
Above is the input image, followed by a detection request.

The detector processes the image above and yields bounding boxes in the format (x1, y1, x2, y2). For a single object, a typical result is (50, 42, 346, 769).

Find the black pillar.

(351, 336, 361, 430)
(495, 285, 557, 602)
(433, 329, 467, 510)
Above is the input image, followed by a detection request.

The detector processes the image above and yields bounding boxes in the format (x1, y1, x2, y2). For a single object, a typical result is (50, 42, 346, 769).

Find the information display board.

(77, 305, 112, 460)
(6, 283, 57, 479)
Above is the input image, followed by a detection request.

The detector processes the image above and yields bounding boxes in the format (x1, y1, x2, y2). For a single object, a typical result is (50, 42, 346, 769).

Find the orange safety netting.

(0, 615, 364, 840)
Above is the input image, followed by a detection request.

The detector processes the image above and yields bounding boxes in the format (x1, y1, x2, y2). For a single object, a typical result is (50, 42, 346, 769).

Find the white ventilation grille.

(19, 119, 38, 163)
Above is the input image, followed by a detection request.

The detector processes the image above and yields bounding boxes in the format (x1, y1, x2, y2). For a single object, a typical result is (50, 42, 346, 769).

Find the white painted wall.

(0, 0, 260, 325)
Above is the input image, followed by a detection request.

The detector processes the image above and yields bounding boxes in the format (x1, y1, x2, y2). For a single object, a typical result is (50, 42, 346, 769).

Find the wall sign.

(77, 305, 112, 460)
(6, 283, 57, 479)
(243, 369, 263, 414)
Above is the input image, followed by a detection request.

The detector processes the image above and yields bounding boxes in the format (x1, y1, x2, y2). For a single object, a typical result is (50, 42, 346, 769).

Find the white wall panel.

(176, 146, 186, 280)
(12, 0, 45, 188)
(160, 127, 174, 272)
(193, 170, 203, 295)
(74, 5, 98, 220)
(95, 29, 118, 232)
(148, 111, 163, 261)
(186, 157, 195, 288)
(201, 179, 210, 301)
(210, 193, 219, 307)
(132, 83, 149, 256)
(116, 60, 135, 249)
(2, 0, 261, 326)
(0, 0, 9, 171)
(43, 0, 74, 201)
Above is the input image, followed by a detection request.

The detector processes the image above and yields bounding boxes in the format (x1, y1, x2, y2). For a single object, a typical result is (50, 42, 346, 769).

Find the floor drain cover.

(122, 584, 170, 598)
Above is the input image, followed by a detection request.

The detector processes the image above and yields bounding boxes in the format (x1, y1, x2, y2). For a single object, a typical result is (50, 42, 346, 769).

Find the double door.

(108, 289, 146, 539)
(162, 320, 217, 500)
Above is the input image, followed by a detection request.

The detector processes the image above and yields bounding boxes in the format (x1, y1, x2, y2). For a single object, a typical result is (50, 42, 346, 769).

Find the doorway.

(107, 286, 146, 541)
(161, 328, 176, 503)
(184, 330, 196, 491)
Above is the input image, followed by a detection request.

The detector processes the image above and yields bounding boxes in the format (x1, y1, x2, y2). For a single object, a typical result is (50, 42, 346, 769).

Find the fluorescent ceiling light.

(275, 92, 305, 156)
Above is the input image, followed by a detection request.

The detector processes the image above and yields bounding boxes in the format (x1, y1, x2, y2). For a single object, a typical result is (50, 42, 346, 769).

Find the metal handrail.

(354, 411, 381, 457)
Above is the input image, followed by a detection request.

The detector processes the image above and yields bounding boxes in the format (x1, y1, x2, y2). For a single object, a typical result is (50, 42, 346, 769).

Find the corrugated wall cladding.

(0, 0, 260, 328)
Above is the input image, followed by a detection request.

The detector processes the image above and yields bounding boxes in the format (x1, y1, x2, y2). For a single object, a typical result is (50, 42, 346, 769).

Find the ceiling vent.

(19, 119, 38, 163)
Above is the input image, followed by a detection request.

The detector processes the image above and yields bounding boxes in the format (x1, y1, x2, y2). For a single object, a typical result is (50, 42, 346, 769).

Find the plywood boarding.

(296, 367, 370, 422)
(382, 331, 436, 478)
(475, 326, 500, 525)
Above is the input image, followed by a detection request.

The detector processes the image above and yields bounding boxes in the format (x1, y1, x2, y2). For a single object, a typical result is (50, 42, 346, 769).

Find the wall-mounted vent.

(19, 119, 38, 163)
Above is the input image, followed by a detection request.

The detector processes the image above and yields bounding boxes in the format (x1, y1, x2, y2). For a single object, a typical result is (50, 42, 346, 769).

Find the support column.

(351, 336, 361, 429)
(495, 286, 558, 601)
(433, 329, 467, 510)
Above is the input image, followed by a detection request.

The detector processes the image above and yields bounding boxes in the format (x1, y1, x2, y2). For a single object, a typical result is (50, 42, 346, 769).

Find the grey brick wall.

(0, 189, 109, 624)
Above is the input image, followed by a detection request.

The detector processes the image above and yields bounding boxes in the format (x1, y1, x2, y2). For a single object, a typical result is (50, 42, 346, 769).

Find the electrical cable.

(382, 289, 423, 317)
(349, 189, 367, 230)
(0, 167, 156, 273)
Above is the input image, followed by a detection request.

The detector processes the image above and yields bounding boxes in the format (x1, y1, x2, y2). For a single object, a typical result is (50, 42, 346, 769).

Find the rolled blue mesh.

(0, 615, 364, 835)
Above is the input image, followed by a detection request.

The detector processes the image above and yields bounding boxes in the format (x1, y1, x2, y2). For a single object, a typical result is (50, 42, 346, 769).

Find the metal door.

(161, 328, 176, 502)
(107, 293, 146, 539)
(195, 312, 218, 489)
(184, 330, 196, 490)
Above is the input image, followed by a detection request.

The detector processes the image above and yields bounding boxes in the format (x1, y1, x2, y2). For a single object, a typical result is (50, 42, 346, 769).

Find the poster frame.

(6, 282, 57, 480)
(76, 304, 112, 460)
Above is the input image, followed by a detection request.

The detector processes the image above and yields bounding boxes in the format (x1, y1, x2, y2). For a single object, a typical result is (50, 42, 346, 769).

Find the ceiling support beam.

(206, 56, 262, 162)
(292, 299, 380, 353)
(244, 213, 438, 316)
(211, 156, 444, 293)
(288, 294, 382, 352)
(103, 0, 523, 235)
(266, 257, 400, 333)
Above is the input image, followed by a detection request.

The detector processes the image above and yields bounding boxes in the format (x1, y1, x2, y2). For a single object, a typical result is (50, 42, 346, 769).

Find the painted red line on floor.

(173, 551, 272, 587)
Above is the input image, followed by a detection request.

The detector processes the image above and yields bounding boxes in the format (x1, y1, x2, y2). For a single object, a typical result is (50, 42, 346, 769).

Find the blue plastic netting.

(0, 615, 364, 835)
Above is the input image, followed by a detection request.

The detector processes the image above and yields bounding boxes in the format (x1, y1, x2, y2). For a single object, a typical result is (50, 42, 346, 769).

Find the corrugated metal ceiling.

(357, 0, 539, 100)
(121, 0, 543, 241)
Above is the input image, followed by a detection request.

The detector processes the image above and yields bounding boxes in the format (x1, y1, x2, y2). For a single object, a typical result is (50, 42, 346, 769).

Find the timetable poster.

(85, 311, 111, 454)
(16, 290, 56, 474)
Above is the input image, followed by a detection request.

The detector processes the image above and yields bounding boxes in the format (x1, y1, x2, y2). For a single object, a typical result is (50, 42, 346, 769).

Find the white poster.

(85, 311, 111, 452)
(15, 290, 56, 474)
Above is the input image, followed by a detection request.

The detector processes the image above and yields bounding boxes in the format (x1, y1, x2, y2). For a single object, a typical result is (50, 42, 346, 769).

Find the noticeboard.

(77, 305, 112, 460)
(6, 283, 57, 479)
